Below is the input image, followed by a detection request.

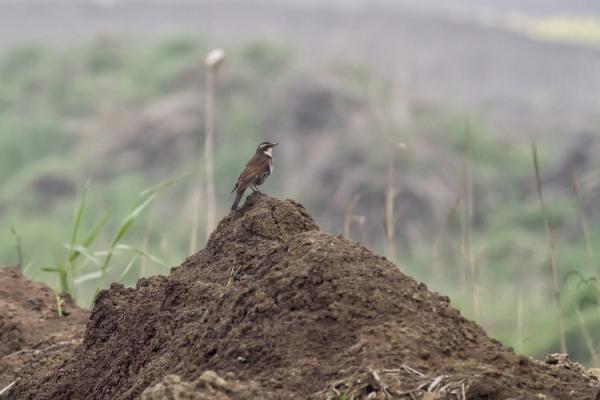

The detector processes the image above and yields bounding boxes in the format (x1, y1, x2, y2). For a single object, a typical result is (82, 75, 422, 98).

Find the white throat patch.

(263, 147, 273, 157)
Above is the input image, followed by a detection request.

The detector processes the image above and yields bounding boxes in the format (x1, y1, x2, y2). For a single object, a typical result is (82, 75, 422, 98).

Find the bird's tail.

(231, 188, 245, 210)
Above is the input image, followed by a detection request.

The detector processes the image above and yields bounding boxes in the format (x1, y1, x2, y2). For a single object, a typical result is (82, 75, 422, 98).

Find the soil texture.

(6, 194, 600, 399)
(0, 267, 87, 390)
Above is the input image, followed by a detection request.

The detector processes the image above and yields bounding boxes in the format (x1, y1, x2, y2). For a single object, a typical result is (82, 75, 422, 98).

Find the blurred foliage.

(1, 35, 600, 368)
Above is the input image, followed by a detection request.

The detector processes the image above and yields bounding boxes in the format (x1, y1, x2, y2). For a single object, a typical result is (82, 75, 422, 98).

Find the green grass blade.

(41, 267, 64, 273)
(117, 255, 139, 283)
(95, 178, 178, 291)
(68, 184, 88, 262)
(114, 244, 167, 267)
(68, 210, 111, 264)
(138, 174, 187, 198)
(21, 262, 33, 276)
(63, 244, 101, 266)
(42, 266, 69, 293)
(110, 193, 157, 248)
(74, 270, 104, 285)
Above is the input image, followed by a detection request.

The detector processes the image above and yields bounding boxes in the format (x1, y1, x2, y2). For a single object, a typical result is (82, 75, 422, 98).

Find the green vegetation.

(0, 35, 599, 368)
(39, 182, 172, 306)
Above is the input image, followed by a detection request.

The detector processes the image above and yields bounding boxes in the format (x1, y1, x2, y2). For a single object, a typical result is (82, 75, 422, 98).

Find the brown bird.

(231, 142, 278, 210)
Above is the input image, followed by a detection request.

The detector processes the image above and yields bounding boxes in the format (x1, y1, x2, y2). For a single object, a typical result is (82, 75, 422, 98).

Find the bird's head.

(256, 141, 278, 157)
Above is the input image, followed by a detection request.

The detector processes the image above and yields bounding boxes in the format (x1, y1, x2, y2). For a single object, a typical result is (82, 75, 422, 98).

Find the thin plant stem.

(10, 225, 24, 269)
(569, 169, 600, 344)
(464, 119, 479, 319)
(383, 158, 397, 263)
(574, 304, 600, 367)
(517, 289, 524, 354)
(343, 193, 361, 239)
(53, 289, 64, 317)
(531, 141, 567, 353)
(204, 69, 217, 240)
(0, 380, 17, 397)
(431, 191, 464, 278)
(189, 187, 202, 253)
(570, 169, 597, 274)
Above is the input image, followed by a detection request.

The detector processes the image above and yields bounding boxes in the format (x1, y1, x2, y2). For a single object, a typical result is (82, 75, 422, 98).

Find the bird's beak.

(272, 143, 279, 147)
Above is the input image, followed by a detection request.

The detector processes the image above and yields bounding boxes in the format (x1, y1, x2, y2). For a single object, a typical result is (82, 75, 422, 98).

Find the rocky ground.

(2, 194, 600, 399)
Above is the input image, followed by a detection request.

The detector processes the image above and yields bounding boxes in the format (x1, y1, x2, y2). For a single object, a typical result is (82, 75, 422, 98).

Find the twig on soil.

(395, 373, 470, 400)
(2, 340, 80, 360)
(426, 375, 446, 392)
(0, 380, 17, 397)
(400, 364, 425, 377)
(369, 369, 393, 399)
(227, 265, 240, 286)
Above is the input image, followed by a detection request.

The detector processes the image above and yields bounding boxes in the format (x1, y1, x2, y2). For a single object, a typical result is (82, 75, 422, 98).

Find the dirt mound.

(0, 267, 88, 391)
(10, 194, 600, 399)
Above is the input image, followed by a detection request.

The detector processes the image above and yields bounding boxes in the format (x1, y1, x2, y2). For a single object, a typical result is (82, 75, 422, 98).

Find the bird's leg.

(250, 186, 257, 193)
(254, 186, 263, 194)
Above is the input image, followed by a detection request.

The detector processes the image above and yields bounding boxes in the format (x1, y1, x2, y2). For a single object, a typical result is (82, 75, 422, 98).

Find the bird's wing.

(235, 154, 270, 192)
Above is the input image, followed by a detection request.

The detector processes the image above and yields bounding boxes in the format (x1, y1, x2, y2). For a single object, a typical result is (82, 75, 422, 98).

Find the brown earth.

(0, 266, 88, 390)
(140, 371, 269, 400)
(5, 194, 600, 399)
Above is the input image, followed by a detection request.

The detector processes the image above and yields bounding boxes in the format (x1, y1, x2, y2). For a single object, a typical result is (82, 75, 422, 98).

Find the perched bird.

(231, 142, 278, 210)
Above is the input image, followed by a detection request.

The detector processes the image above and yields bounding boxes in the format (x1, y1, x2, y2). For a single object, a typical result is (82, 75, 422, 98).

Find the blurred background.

(1, 0, 600, 366)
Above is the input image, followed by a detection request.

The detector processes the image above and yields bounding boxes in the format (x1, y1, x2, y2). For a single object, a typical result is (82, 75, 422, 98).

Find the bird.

(231, 142, 278, 210)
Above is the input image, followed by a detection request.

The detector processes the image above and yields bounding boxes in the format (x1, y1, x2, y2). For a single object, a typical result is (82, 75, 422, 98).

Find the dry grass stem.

(400, 364, 425, 377)
(204, 65, 217, 239)
(574, 304, 600, 367)
(570, 168, 598, 273)
(531, 141, 567, 353)
(463, 119, 480, 319)
(189, 187, 202, 253)
(0, 380, 17, 397)
(2, 340, 81, 360)
(431, 191, 464, 277)
(383, 159, 397, 263)
(343, 193, 361, 239)
(226, 265, 239, 287)
(203, 49, 225, 241)
(517, 289, 524, 354)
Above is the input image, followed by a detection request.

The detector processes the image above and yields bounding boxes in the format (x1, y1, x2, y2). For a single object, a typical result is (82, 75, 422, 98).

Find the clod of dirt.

(0, 267, 88, 390)
(545, 353, 600, 381)
(10, 194, 600, 399)
(140, 371, 270, 400)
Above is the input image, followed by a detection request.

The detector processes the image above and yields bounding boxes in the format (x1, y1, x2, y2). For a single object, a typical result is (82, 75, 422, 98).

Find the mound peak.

(11, 194, 600, 399)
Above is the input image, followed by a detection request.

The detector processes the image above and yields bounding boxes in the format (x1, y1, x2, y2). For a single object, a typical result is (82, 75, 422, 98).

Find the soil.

(4, 194, 600, 399)
(0, 267, 88, 389)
